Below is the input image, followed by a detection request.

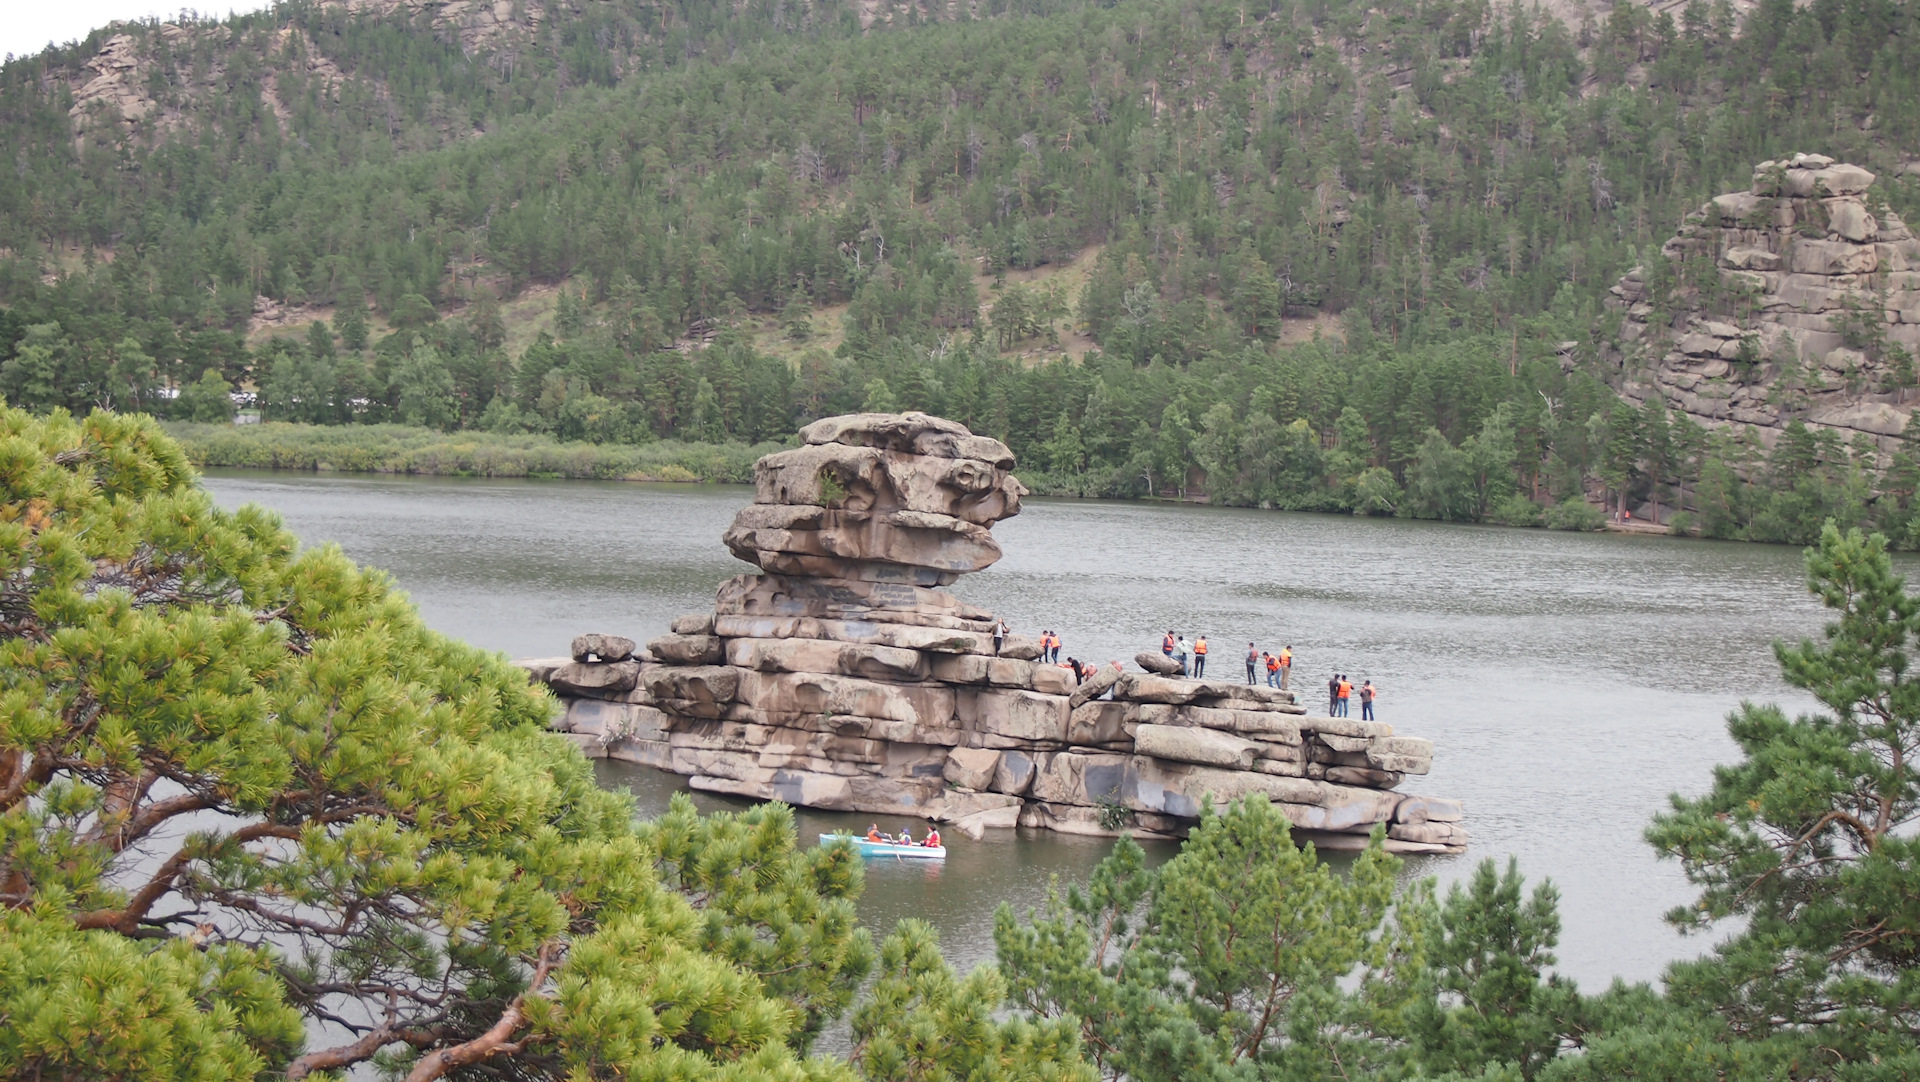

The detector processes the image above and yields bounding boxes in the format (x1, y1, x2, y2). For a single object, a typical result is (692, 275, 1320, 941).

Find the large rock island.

(518, 412, 1466, 853)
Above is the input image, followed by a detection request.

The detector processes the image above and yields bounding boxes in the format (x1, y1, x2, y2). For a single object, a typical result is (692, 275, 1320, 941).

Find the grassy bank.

(164, 422, 787, 483)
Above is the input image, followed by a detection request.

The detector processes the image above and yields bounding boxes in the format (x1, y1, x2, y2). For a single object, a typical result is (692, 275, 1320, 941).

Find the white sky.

(3, 1, 271, 62)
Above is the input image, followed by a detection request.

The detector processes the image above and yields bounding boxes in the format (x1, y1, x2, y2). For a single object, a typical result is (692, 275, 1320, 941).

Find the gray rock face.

(571, 633, 637, 663)
(523, 413, 1464, 852)
(1610, 156, 1920, 453)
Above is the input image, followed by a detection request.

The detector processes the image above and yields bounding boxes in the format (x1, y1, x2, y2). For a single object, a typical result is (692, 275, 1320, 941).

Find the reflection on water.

(202, 468, 1863, 993)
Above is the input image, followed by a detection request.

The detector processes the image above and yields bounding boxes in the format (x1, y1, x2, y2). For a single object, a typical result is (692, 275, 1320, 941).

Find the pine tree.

(0, 408, 883, 1081)
(1646, 523, 1920, 1076)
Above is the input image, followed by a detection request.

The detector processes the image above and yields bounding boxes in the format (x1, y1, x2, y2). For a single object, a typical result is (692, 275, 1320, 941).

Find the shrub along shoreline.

(163, 421, 787, 483)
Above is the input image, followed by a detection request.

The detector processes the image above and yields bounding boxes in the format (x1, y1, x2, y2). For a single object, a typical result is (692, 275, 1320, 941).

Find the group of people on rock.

(866, 823, 942, 848)
(1327, 674, 1378, 720)
(1159, 631, 1214, 677)
(1249, 644, 1294, 689)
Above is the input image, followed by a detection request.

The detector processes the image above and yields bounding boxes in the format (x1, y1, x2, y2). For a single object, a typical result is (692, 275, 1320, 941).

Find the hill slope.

(4, 0, 1920, 543)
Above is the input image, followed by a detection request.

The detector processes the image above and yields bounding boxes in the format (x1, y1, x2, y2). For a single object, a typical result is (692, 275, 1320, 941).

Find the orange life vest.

(925, 830, 940, 847)
(1194, 639, 1208, 655)
(1337, 680, 1352, 698)
(1280, 649, 1291, 666)
(1266, 656, 1279, 672)
(1163, 633, 1175, 651)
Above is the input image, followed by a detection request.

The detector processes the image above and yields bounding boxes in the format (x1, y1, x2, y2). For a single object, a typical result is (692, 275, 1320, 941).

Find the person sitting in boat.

(895, 827, 915, 845)
(923, 827, 941, 848)
(866, 824, 883, 843)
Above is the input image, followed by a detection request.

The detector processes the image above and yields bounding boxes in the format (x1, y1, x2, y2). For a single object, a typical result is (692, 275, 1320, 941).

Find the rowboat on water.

(819, 833, 947, 860)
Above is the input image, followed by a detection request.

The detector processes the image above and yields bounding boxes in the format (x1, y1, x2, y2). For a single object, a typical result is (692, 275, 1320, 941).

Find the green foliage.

(1542, 496, 1606, 532)
(995, 797, 1399, 1081)
(852, 920, 1095, 1082)
(0, 406, 878, 1080)
(1399, 859, 1587, 1079)
(162, 420, 782, 481)
(1646, 523, 1920, 1075)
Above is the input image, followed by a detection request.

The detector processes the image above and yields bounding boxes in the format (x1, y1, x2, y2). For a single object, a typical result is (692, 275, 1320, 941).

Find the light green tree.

(0, 407, 882, 1081)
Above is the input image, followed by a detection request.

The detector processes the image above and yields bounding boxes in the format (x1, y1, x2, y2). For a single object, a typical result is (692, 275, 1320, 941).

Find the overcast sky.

(3, 2, 271, 62)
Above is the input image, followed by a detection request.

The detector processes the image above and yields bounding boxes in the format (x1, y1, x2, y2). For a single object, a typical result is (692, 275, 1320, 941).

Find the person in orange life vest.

(1336, 675, 1353, 717)
(866, 823, 883, 842)
(1279, 646, 1293, 691)
(1360, 679, 1378, 721)
(1246, 642, 1259, 684)
(1162, 630, 1176, 656)
(1049, 630, 1064, 663)
(923, 827, 941, 848)
(1041, 630, 1053, 663)
(1192, 636, 1209, 678)
(1264, 651, 1281, 688)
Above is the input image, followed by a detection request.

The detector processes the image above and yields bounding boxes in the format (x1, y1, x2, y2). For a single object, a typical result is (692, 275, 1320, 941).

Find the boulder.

(1133, 724, 1263, 769)
(799, 411, 1018, 469)
(571, 633, 637, 663)
(605, 737, 672, 769)
(670, 613, 715, 635)
(1814, 162, 1875, 195)
(1389, 821, 1470, 846)
(1114, 672, 1202, 704)
(954, 687, 1071, 742)
(715, 573, 990, 626)
(641, 665, 741, 705)
(1367, 736, 1434, 775)
(1134, 651, 1184, 676)
(1394, 795, 1465, 823)
(1326, 766, 1404, 788)
(713, 614, 994, 655)
(734, 670, 955, 728)
(1787, 238, 1878, 275)
(1825, 198, 1877, 242)
(727, 637, 932, 682)
(998, 634, 1043, 661)
(753, 442, 1024, 526)
(648, 633, 724, 665)
(943, 746, 1002, 790)
(990, 748, 1038, 795)
(549, 660, 641, 696)
(1067, 701, 1130, 745)
(724, 503, 1005, 578)
(1068, 664, 1121, 708)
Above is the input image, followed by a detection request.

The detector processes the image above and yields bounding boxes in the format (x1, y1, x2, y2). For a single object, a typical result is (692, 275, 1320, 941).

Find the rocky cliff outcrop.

(1607, 154, 1920, 449)
(517, 412, 1466, 853)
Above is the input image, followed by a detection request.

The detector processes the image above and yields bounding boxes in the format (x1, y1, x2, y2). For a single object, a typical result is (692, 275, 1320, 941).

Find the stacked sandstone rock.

(1609, 154, 1920, 447)
(519, 412, 1465, 852)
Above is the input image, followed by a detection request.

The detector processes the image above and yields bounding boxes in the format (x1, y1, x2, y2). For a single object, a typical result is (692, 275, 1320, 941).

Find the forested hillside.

(5, 0, 1920, 540)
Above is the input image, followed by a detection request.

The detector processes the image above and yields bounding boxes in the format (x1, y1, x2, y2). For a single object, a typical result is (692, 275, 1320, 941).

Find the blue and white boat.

(819, 833, 947, 860)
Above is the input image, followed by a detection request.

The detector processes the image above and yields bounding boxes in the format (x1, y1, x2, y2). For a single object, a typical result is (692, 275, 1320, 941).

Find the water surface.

(201, 469, 1840, 992)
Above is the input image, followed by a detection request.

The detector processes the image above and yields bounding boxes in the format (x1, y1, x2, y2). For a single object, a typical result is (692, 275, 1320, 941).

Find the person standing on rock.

(1192, 635, 1209, 678)
(1174, 636, 1191, 676)
(993, 619, 1008, 655)
(1280, 645, 1293, 690)
(1360, 679, 1377, 721)
(1246, 643, 1259, 684)
(1336, 675, 1353, 717)
(1050, 630, 1063, 663)
(1328, 673, 1340, 716)
(1265, 651, 1280, 687)
(1162, 630, 1176, 657)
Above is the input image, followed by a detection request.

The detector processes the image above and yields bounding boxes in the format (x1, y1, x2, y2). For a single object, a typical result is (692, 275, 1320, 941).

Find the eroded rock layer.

(519, 413, 1465, 852)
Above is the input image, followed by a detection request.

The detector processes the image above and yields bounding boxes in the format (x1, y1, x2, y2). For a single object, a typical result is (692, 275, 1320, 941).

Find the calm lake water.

(201, 469, 1840, 995)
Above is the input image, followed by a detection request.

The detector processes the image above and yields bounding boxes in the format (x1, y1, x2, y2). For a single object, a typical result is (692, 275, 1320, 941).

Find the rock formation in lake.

(518, 412, 1466, 852)
(1606, 154, 1920, 450)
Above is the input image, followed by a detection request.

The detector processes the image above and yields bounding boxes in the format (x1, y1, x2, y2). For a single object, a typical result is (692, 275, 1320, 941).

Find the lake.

(200, 468, 1834, 993)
